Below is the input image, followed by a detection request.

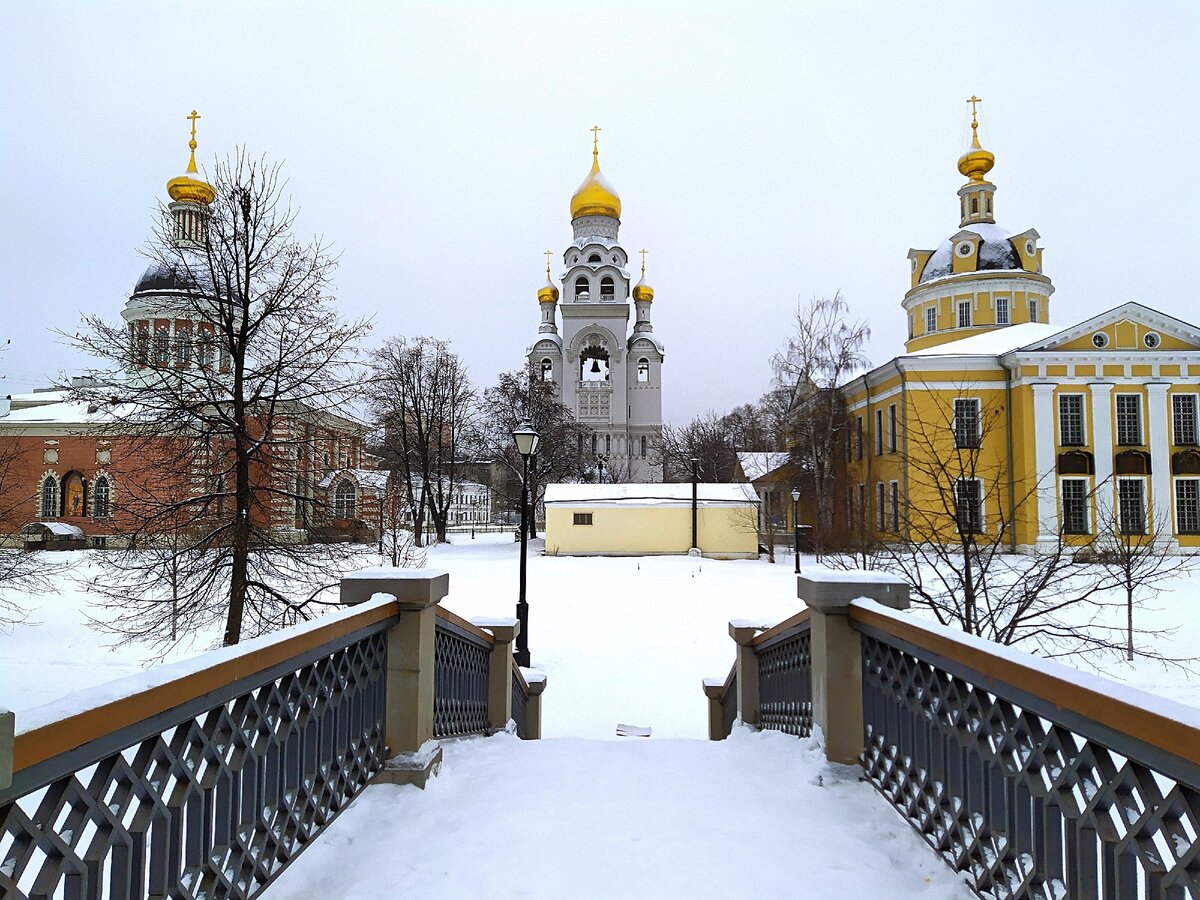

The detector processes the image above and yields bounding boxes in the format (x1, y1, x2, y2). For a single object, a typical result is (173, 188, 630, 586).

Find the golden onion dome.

(957, 98, 995, 184)
(167, 110, 216, 205)
(570, 137, 621, 220)
(538, 273, 559, 304)
(632, 275, 654, 303)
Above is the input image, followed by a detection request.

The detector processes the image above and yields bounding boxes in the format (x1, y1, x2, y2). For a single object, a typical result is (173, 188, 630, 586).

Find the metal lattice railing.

(433, 618, 490, 738)
(511, 666, 529, 739)
(858, 629, 1200, 899)
(756, 620, 813, 737)
(0, 624, 391, 900)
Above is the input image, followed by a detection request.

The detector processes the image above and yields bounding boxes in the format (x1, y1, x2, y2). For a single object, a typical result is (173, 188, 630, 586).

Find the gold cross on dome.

(966, 95, 982, 127)
(639, 248, 648, 275)
(187, 109, 201, 137)
(590, 124, 601, 152)
(544, 249, 553, 275)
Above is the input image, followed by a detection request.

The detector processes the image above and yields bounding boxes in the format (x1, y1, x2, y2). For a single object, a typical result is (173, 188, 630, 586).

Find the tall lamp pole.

(691, 457, 699, 551)
(512, 422, 541, 667)
(791, 487, 802, 574)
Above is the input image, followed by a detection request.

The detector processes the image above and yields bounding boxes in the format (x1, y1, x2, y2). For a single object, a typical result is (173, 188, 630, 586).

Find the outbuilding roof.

(544, 482, 758, 507)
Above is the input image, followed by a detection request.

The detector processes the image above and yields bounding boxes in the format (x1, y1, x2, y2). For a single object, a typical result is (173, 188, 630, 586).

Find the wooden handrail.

(13, 601, 399, 775)
(850, 603, 1200, 768)
(511, 655, 529, 694)
(435, 606, 495, 645)
(751, 608, 811, 647)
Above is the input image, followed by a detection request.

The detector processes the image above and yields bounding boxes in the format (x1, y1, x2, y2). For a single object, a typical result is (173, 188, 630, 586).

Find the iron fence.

(857, 625, 1200, 899)
(433, 618, 490, 738)
(0, 618, 393, 900)
(755, 619, 813, 738)
(511, 665, 529, 739)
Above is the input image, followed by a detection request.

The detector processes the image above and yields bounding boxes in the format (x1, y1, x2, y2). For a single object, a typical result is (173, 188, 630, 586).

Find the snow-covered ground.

(268, 728, 973, 900)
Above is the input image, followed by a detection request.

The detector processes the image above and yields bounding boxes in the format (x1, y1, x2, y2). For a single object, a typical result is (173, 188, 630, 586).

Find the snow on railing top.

(14, 595, 398, 742)
(851, 597, 1200, 751)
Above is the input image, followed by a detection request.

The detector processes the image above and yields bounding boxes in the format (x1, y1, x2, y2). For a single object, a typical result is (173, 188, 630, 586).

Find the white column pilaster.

(1090, 383, 1115, 532)
(1145, 383, 1176, 549)
(1031, 383, 1059, 549)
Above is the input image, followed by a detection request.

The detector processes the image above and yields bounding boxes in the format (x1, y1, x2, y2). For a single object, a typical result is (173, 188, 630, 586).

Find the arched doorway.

(62, 471, 86, 518)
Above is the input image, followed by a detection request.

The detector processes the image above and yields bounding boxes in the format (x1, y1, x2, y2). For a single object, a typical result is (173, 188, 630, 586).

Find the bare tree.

(772, 294, 871, 553)
(378, 472, 428, 568)
(366, 337, 475, 546)
(659, 410, 741, 483)
(473, 366, 591, 537)
(0, 436, 53, 625)
(69, 151, 372, 647)
(858, 386, 1184, 664)
(1089, 491, 1193, 661)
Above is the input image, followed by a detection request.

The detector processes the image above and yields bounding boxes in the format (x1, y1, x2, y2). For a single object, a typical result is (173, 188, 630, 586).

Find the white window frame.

(953, 477, 985, 535)
(1057, 393, 1087, 448)
(874, 409, 883, 456)
(1172, 392, 1199, 446)
(889, 480, 900, 532)
(1117, 476, 1147, 535)
(953, 398, 982, 449)
(1059, 476, 1092, 535)
(995, 296, 1010, 326)
(1175, 477, 1200, 534)
(957, 299, 972, 329)
(1115, 393, 1144, 446)
(925, 306, 937, 334)
(888, 404, 897, 452)
(1028, 298, 1039, 322)
(876, 482, 886, 530)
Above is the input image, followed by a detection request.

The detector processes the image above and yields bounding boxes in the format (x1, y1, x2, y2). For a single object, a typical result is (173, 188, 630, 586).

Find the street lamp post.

(691, 457, 700, 551)
(512, 421, 541, 667)
(791, 487, 802, 574)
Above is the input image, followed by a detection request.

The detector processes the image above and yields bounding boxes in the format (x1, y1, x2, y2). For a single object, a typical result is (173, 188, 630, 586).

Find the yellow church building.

(844, 101, 1200, 553)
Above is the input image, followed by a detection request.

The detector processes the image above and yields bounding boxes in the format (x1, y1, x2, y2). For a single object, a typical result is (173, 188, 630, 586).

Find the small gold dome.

(958, 102, 995, 184)
(632, 275, 654, 303)
(538, 273, 559, 304)
(167, 110, 216, 205)
(570, 147, 621, 220)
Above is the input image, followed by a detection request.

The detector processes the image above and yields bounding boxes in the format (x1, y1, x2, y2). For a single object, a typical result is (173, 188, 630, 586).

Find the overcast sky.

(2, 1, 1198, 426)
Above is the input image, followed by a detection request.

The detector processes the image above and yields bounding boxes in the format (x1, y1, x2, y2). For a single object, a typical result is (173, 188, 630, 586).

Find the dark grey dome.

(131, 260, 211, 296)
(918, 222, 1021, 285)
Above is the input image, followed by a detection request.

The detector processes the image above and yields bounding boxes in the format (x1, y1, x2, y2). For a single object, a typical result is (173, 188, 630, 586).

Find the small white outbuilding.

(543, 483, 760, 558)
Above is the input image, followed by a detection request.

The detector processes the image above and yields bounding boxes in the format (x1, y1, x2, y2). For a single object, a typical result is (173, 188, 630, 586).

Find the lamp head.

(791, 488, 801, 502)
(512, 421, 541, 458)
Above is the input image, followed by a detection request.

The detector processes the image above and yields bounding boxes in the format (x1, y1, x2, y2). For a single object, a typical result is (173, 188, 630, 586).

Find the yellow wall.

(545, 505, 760, 558)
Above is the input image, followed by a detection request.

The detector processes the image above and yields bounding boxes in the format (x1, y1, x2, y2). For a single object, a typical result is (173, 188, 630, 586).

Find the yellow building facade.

(845, 107, 1200, 553)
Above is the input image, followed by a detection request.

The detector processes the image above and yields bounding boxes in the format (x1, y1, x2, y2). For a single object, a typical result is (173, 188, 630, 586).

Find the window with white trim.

(1028, 298, 1039, 322)
(1116, 394, 1143, 446)
(40, 475, 59, 519)
(1177, 479, 1200, 534)
(925, 306, 937, 334)
(888, 404, 897, 452)
(1061, 478, 1089, 534)
(1173, 394, 1198, 446)
(1118, 478, 1147, 535)
(889, 481, 899, 531)
(957, 300, 971, 329)
(1058, 394, 1086, 447)
(953, 398, 981, 449)
(92, 475, 111, 519)
(995, 296, 1010, 325)
(954, 478, 983, 534)
(334, 480, 357, 519)
(876, 482, 886, 530)
(874, 409, 883, 455)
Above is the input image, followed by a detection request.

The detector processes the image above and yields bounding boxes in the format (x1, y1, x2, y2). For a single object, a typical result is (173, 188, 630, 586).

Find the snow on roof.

(24, 522, 85, 537)
(318, 468, 389, 490)
(736, 452, 790, 481)
(0, 399, 124, 425)
(907, 322, 1062, 357)
(544, 482, 758, 506)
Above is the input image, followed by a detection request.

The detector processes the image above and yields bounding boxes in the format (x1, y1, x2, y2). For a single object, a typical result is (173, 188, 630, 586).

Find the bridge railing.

(0, 567, 545, 900)
(708, 568, 1200, 899)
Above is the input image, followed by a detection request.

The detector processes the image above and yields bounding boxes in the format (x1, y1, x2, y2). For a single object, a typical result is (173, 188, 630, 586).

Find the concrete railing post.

(728, 621, 762, 727)
(524, 673, 547, 740)
(799, 568, 909, 766)
(472, 617, 520, 732)
(0, 706, 13, 791)
(341, 567, 449, 787)
(702, 679, 725, 741)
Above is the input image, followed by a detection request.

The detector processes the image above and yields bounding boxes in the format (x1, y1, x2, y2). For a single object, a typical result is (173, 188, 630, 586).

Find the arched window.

(198, 330, 215, 368)
(174, 328, 192, 367)
(93, 475, 111, 518)
(574, 276, 589, 300)
(62, 471, 85, 518)
(334, 480, 357, 519)
(541, 358, 553, 382)
(153, 327, 170, 367)
(588, 253, 601, 263)
(637, 358, 649, 382)
(600, 276, 615, 299)
(40, 476, 59, 519)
